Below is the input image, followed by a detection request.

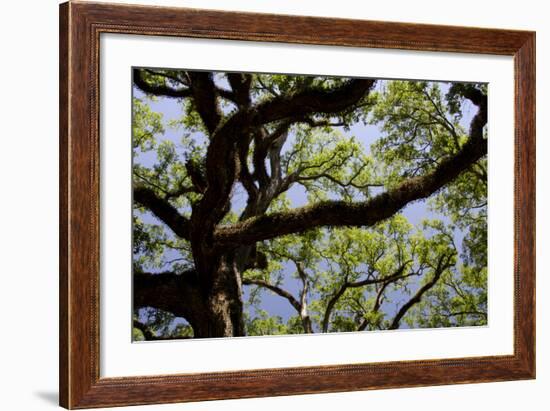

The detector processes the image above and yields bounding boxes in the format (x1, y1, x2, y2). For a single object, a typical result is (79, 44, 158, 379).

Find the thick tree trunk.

(191, 254, 245, 338)
(193, 290, 244, 338)
(134, 265, 245, 339)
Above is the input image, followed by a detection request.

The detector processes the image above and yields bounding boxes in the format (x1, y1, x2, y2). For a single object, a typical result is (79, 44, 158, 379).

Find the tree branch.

(227, 73, 252, 107)
(388, 253, 455, 330)
(184, 159, 207, 194)
(253, 122, 292, 190)
(254, 79, 376, 124)
(321, 261, 411, 332)
(443, 311, 487, 319)
(295, 261, 313, 333)
(213, 88, 487, 248)
(242, 278, 301, 312)
(133, 68, 191, 98)
(134, 171, 197, 199)
(192, 78, 377, 252)
(191, 111, 251, 246)
(187, 71, 222, 134)
(144, 69, 189, 86)
(134, 184, 191, 241)
(293, 169, 383, 190)
(214, 126, 487, 247)
(133, 270, 201, 321)
(322, 283, 348, 333)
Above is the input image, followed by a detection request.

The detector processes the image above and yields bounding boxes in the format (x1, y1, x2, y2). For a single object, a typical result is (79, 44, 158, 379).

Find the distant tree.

(132, 69, 487, 339)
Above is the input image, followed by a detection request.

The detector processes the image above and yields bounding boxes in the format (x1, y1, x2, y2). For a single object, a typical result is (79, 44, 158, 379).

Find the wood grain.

(59, 2, 69, 407)
(59, 1, 536, 408)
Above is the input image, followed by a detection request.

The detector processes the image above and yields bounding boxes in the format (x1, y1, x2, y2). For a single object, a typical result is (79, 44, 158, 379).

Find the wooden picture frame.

(59, 1, 535, 408)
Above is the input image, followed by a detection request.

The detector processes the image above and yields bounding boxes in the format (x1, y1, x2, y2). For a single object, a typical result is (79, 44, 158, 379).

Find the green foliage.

(244, 310, 289, 336)
(283, 126, 378, 202)
(132, 327, 145, 341)
(133, 308, 194, 340)
(369, 81, 470, 186)
(132, 97, 164, 155)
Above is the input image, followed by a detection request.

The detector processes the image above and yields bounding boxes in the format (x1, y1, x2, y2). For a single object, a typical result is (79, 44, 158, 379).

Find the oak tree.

(132, 69, 487, 339)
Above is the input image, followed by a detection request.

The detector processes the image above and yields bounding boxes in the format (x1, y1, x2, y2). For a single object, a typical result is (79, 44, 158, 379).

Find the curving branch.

(134, 270, 201, 321)
(191, 111, 251, 247)
(184, 160, 207, 194)
(227, 73, 252, 107)
(254, 79, 376, 125)
(243, 260, 313, 333)
(214, 130, 486, 247)
(189, 78, 377, 255)
(243, 278, 301, 313)
(293, 169, 383, 191)
(322, 283, 349, 333)
(388, 253, 455, 330)
(321, 261, 411, 333)
(213, 89, 487, 249)
(187, 71, 222, 134)
(134, 184, 191, 241)
(252, 122, 292, 190)
(133, 68, 191, 99)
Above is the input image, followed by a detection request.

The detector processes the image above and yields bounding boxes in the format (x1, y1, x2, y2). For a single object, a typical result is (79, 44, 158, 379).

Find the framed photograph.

(59, 1, 535, 408)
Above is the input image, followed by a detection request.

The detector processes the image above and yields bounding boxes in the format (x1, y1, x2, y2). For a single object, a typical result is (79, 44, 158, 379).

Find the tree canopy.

(131, 69, 487, 340)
